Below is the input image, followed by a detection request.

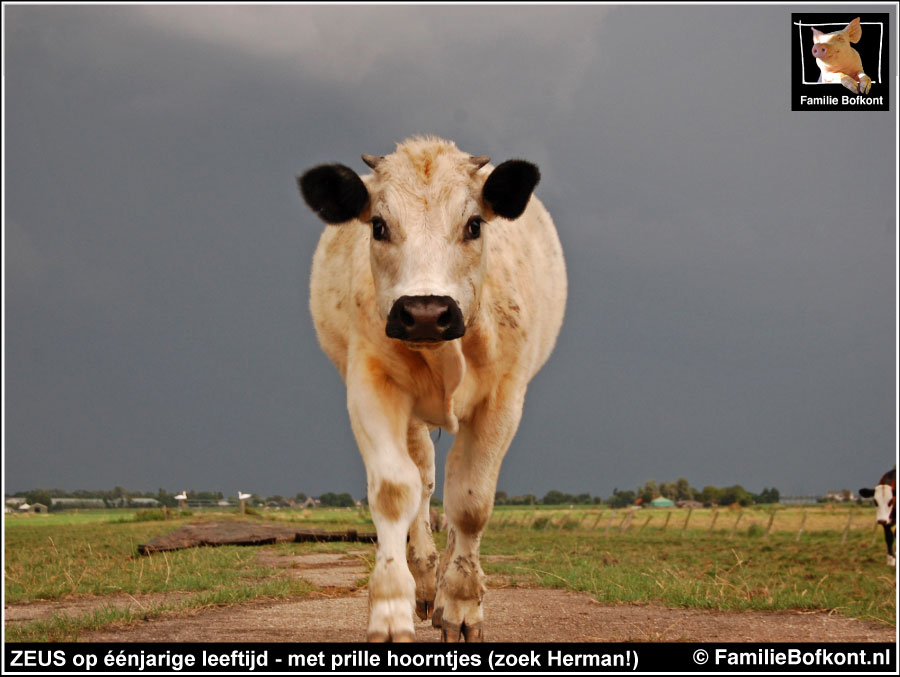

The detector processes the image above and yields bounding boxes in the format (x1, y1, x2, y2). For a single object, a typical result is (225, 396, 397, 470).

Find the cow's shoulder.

(310, 222, 378, 378)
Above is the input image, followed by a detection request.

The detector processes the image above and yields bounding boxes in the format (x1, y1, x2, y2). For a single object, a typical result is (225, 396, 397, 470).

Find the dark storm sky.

(5, 4, 897, 499)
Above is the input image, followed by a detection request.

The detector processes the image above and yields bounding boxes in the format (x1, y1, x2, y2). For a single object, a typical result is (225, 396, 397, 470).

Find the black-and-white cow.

(859, 469, 896, 566)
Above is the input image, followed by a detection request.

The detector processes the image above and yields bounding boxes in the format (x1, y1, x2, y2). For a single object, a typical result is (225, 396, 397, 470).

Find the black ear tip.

(297, 163, 368, 224)
(482, 159, 541, 220)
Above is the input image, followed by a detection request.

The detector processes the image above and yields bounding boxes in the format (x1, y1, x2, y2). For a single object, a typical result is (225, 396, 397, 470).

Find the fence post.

(620, 511, 634, 534)
(591, 511, 604, 530)
(841, 510, 853, 544)
(639, 514, 653, 533)
(605, 510, 617, 536)
(680, 508, 693, 538)
(663, 511, 672, 531)
(729, 510, 744, 539)
(707, 509, 719, 534)
(764, 509, 776, 538)
(795, 510, 807, 542)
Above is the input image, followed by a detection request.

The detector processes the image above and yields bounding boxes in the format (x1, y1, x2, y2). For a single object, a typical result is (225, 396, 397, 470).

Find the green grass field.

(4, 505, 895, 641)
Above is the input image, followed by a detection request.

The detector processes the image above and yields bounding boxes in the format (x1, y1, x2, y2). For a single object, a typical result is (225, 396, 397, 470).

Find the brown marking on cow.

(447, 555, 485, 600)
(456, 505, 489, 536)
(376, 480, 411, 521)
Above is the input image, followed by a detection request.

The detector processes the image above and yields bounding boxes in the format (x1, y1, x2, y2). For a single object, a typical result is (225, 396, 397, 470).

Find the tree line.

(11, 480, 781, 511)
(607, 479, 780, 508)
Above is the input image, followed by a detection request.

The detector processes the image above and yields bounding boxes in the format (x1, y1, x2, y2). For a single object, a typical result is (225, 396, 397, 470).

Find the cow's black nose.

(386, 295, 465, 342)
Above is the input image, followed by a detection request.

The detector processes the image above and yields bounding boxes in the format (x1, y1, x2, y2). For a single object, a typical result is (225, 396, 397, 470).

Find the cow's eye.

(465, 216, 483, 241)
(371, 216, 388, 241)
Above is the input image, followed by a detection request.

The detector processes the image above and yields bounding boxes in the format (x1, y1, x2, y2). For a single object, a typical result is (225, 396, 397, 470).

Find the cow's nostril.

(400, 309, 415, 328)
(437, 310, 452, 329)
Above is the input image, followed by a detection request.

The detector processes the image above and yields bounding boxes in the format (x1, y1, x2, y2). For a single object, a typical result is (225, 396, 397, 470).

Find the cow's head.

(298, 137, 539, 345)
(859, 483, 896, 525)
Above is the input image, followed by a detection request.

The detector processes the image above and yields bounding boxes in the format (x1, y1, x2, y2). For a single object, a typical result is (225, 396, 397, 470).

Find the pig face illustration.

(811, 17, 872, 94)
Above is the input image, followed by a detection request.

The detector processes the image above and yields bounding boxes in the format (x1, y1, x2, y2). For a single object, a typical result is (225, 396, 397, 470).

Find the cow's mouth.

(402, 340, 445, 351)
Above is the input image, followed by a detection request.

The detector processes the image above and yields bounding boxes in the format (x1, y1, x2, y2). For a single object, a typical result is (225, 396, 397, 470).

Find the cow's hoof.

(367, 629, 416, 643)
(440, 619, 483, 643)
(368, 598, 415, 643)
(416, 599, 434, 621)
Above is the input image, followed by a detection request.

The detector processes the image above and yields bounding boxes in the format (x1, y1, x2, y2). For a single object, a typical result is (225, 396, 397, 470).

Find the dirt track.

(6, 552, 895, 643)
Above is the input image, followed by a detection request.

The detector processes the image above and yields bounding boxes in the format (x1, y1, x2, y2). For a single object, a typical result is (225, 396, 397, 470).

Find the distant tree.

(318, 492, 355, 507)
(699, 485, 723, 505)
(113, 485, 128, 499)
(25, 489, 53, 509)
(755, 487, 780, 504)
(659, 481, 678, 500)
(674, 477, 695, 501)
(295, 492, 307, 502)
(156, 488, 177, 508)
(608, 489, 636, 509)
(494, 491, 508, 505)
(542, 490, 569, 505)
(574, 493, 591, 505)
(430, 495, 443, 507)
(720, 484, 754, 506)
(637, 480, 659, 504)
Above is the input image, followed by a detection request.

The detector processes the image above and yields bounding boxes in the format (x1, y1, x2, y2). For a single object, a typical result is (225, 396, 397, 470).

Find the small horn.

(361, 154, 384, 170)
(469, 155, 491, 171)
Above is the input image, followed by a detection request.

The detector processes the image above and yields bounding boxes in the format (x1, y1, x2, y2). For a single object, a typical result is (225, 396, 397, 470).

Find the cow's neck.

(409, 340, 466, 434)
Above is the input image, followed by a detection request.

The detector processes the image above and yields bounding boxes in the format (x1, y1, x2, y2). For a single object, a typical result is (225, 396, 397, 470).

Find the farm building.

(18, 502, 48, 513)
(676, 500, 704, 509)
(129, 498, 161, 508)
(6, 497, 26, 508)
(649, 497, 675, 507)
(51, 498, 105, 509)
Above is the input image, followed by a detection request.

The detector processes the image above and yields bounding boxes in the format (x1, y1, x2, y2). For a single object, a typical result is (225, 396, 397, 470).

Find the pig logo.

(810, 17, 872, 94)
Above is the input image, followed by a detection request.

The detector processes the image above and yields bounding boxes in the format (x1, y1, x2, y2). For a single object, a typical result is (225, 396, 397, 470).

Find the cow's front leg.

(433, 388, 526, 642)
(883, 524, 896, 567)
(406, 420, 439, 620)
(347, 355, 421, 642)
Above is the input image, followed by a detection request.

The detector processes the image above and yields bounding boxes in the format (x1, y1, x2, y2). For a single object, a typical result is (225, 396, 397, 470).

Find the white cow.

(298, 136, 566, 642)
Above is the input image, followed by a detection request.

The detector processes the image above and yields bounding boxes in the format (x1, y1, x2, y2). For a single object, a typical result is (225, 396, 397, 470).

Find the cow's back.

(478, 194, 566, 382)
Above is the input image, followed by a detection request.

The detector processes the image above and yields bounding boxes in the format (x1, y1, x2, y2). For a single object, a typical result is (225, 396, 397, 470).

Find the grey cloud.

(4, 4, 895, 499)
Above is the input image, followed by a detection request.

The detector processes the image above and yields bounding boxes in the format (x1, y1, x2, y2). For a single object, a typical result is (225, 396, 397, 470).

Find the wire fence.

(488, 506, 885, 542)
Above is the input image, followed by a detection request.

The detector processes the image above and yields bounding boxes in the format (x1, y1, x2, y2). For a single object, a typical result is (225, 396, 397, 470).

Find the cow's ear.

(859, 488, 875, 498)
(482, 160, 540, 220)
(298, 164, 369, 224)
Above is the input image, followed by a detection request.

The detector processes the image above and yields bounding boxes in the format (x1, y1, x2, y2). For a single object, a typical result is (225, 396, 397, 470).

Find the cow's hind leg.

(406, 421, 439, 620)
(347, 354, 421, 642)
(433, 387, 525, 642)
